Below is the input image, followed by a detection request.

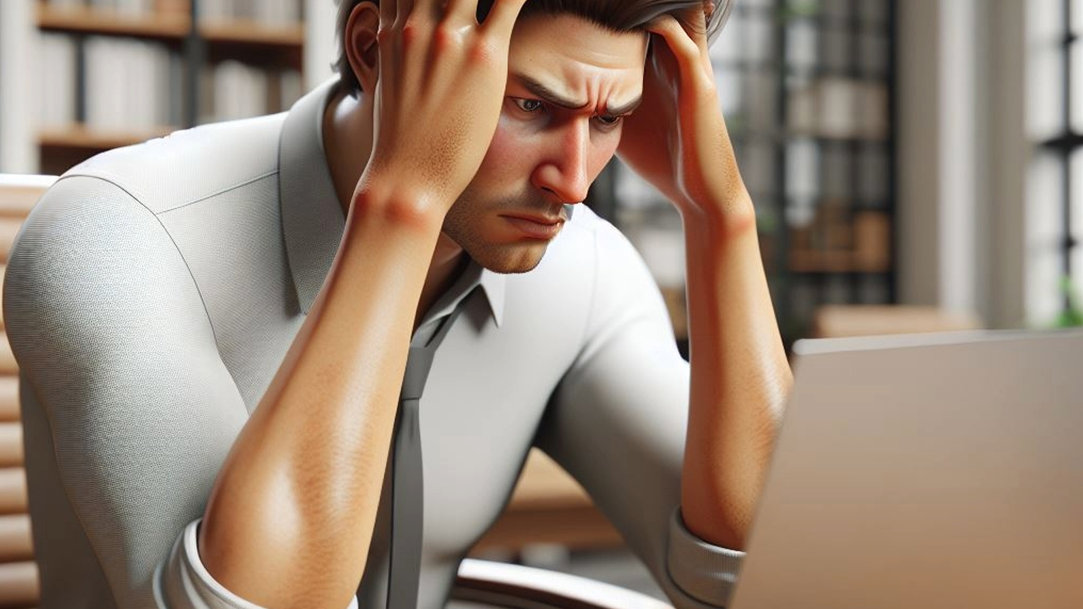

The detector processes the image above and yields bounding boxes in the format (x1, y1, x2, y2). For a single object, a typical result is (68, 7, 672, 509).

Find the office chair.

(0, 173, 52, 608)
(451, 558, 674, 609)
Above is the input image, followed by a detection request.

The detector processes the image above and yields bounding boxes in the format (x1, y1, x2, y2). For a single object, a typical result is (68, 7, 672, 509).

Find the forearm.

(199, 189, 444, 608)
(679, 197, 793, 551)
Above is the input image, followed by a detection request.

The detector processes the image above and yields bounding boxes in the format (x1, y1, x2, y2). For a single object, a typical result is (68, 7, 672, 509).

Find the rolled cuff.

(665, 509, 744, 607)
(155, 519, 359, 609)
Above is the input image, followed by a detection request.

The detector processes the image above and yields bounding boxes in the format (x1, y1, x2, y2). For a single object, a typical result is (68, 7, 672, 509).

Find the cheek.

(473, 120, 537, 185)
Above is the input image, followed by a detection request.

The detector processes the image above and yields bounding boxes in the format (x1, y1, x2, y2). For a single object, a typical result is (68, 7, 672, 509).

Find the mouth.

(501, 214, 566, 240)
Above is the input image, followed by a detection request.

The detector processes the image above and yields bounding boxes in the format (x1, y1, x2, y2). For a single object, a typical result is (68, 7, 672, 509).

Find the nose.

(531, 121, 592, 205)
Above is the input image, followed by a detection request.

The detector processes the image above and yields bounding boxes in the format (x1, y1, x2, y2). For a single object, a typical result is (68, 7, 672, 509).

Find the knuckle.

(468, 36, 499, 64)
(401, 22, 421, 46)
(432, 23, 458, 51)
(400, 17, 429, 46)
(376, 26, 395, 45)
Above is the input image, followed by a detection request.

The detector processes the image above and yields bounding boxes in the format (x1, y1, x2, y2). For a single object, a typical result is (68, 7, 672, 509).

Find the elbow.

(198, 459, 369, 608)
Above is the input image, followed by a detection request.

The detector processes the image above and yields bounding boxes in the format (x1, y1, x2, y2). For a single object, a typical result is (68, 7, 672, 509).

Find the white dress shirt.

(3, 78, 743, 609)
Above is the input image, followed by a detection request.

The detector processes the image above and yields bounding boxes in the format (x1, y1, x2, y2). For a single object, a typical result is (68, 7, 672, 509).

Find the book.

(36, 33, 77, 130)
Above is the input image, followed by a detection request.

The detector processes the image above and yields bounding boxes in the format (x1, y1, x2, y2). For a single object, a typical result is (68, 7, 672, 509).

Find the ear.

(344, 1, 380, 93)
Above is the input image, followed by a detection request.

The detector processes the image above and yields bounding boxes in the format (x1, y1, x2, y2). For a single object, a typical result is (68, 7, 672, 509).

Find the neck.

(419, 236, 469, 327)
(323, 87, 372, 220)
(323, 86, 467, 330)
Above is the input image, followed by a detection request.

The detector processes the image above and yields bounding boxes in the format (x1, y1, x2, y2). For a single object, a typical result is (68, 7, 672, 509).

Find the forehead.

(507, 13, 648, 102)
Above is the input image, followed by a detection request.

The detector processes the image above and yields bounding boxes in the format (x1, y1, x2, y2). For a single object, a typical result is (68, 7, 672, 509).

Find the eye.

(513, 98, 545, 114)
(593, 114, 625, 131)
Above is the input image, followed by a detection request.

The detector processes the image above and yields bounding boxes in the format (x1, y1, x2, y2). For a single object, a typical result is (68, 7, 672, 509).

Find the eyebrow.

(512, 73, 643, 116)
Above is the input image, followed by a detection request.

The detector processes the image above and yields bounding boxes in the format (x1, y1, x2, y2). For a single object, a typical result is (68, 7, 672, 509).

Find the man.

(3, 0, 792, 607)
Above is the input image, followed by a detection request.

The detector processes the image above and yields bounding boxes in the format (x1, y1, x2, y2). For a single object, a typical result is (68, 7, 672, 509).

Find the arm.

(618, 10, 793, 551)
(198, 0, 528, 606)
(536, 220, 738, 609)
(678, 182, 791, 550)
(195, 174, 444, 608)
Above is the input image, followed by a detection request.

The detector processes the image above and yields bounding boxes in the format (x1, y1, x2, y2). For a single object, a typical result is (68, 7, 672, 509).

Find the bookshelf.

(37, 3, 191, 39)
(22, 0, 312, 175)
(769, 0, 897, 347)
(8, 0, 899, 348)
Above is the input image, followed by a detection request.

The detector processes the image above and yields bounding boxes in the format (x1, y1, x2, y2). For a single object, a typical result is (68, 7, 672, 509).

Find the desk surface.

(471, 449, 623, 553)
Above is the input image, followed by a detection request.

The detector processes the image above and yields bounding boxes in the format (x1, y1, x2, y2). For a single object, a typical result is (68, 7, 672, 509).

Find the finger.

(481, 0, 528, 39)
(444, 0, 479, 24)
(395, 0, 416, 24)
(646, 15, 709, 83)
(379, 0, 395, 27)
(690, 4, 712, 64)
(412, 0, 441, 21)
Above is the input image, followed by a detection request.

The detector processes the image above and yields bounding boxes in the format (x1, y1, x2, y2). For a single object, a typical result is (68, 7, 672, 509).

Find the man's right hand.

(358, 0, 529, 216)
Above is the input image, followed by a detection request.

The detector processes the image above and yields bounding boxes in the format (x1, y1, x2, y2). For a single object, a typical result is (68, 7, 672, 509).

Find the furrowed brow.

(511, 72, 642, 117)
(513, 73, 590, 110)
(604, 96, 643, 116)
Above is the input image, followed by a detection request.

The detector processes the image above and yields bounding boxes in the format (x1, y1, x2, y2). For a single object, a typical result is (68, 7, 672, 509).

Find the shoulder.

(3, 167, 239, 395)
(3, 113, 288, 312)
(3, 176, 209, 326)
(61, 113, 286, 215)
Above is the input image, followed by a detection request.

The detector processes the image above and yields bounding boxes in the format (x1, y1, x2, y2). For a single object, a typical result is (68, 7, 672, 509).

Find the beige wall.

(896, 0, 1027, 329)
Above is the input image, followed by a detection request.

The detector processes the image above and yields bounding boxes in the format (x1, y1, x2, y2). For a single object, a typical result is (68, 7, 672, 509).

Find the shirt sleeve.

(667, 508, 745, 605)
(158, 520, 360, 609)
(3, 175, 340, 609)
(532, 220, 743, 608)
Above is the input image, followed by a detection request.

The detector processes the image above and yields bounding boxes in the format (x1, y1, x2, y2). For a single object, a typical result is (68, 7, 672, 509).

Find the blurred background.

(0, 0, 1079, 605)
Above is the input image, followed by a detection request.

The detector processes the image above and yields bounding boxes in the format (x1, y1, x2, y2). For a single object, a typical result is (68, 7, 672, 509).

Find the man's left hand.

(618, 6, 752, 221)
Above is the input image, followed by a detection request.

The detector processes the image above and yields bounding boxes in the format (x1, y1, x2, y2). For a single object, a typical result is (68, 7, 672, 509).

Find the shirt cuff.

(665, 508, 745, 607)
(155, 519, 359, 609)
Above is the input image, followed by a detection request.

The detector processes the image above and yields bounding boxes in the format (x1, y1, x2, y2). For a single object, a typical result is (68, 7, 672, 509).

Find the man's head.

(335, 0, 726, 273)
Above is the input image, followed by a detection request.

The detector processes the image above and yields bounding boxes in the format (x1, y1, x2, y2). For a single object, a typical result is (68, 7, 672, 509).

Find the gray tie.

(386, 303, 465, 609)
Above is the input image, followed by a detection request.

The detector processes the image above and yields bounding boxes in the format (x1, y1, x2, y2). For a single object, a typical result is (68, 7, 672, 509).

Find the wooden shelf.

(39, 126, 174, 151)
(37, 5, 303, 49)
(788, 249, 891, 274)
(37, 4, 190, 40)
(200, 20, 304, 48)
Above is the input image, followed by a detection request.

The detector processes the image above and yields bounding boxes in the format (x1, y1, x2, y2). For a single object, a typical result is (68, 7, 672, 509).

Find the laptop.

(729, 329, 1083, 609)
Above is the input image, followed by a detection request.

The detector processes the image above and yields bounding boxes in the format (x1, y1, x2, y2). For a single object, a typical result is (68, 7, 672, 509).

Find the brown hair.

(333, 0, 729, 96)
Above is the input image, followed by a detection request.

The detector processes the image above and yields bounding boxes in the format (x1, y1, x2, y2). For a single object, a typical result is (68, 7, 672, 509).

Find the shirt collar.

(417, 264, 507, 341)
(277, 78, 506, 327)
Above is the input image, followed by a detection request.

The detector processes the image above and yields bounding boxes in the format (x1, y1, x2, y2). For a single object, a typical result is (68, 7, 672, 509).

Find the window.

(1027, 0, 1083, 326)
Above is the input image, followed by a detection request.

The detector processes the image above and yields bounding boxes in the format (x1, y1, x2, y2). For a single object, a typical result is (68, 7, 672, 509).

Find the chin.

(465, 242, 549, 274)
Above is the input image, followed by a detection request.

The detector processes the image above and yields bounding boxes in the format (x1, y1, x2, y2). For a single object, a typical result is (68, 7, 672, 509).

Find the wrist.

(348, 176, 451, 235)
(680, 190, 757, 241)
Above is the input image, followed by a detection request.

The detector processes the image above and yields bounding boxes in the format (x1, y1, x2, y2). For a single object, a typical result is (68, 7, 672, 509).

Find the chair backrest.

(0, 174, 56, 609)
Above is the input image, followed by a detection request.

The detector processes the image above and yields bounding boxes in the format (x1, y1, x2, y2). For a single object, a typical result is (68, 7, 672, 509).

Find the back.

(730, 329, 1083, 609)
